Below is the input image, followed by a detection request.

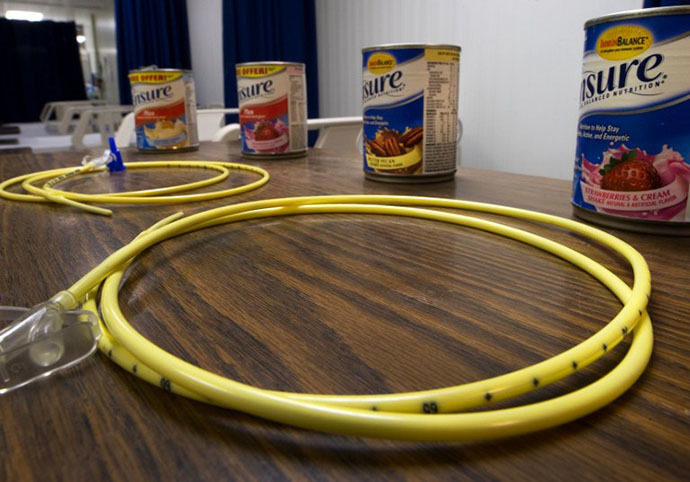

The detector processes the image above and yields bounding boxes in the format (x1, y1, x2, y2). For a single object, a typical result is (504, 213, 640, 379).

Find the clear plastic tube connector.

(0, 303, 101, 394)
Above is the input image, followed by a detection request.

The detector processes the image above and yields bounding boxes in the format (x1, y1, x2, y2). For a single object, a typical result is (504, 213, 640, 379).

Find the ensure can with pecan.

(362, 44, 460, 182)
(236, 62, 307, 159)
(572, 6, 690, 235)
(128, 67, 199, 152)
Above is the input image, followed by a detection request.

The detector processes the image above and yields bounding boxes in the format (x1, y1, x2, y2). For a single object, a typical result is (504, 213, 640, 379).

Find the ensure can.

(362, 44, 460, 182)
(128, 67, 199, 152)
(572, 7, 690, 235)
(236, 62, 308, 159)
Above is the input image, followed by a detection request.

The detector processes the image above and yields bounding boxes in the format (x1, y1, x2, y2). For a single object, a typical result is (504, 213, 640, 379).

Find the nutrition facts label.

(288, 68, 307, 150)
(183, 76, 198, 144)
(424, 49, 460, 173)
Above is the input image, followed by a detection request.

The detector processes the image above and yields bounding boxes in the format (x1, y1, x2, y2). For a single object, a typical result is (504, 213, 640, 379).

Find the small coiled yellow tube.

(0, 160, 269, 215)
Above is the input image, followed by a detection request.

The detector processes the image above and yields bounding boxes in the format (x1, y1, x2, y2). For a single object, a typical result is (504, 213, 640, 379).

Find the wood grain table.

(0, 142, 688, 481)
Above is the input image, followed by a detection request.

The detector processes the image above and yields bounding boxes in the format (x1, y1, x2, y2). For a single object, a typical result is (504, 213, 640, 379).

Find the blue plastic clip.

(106, 137, 126, 172)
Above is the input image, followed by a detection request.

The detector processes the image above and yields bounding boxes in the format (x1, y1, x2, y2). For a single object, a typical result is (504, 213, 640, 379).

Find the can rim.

(128, 67, 191, 74)
(236, 61, 305, 67)
(362, 43, 461, 53)
(584, 5, 690, 28)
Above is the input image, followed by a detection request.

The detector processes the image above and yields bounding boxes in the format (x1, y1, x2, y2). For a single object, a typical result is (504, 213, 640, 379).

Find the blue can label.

(362, 47, 460, 177)
(572, 12, 690, 222)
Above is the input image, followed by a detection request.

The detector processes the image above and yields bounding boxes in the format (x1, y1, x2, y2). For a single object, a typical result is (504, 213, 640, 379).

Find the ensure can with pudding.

(128, 67, 199, 152)
(362, 44, 460, 182)
(236, 62, 308, 158)
(572, 7, 690, 234)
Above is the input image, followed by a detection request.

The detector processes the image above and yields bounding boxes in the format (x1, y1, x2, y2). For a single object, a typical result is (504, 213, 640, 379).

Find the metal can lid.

(235, 61, 305, 67)
(128, 66, 191, 74)
(362, 43, 461, 53)
(584, 6, 690, 29)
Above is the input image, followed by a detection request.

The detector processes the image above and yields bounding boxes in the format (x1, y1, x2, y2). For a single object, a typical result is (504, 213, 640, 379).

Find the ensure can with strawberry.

(572, 6, 690, 234)
(362, 44, 460, 182)
(236, 62, 307, 159)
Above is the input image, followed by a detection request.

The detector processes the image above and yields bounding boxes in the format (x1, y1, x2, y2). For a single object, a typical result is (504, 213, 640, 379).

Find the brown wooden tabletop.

(0, 142, 688, 481)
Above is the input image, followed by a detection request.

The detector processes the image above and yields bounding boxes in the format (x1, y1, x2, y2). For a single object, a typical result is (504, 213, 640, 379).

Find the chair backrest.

(197, 108, 239, 141)
(70, 106, 132, 149)
(39, 103, 55, 123)
(313, 124, 362, 152)
(212, 123, 241, 143)
(53, 100, 106, 120)
(197, 112, 225, 142)
(114, 112, 135, 148)
(212, 116, 363, 149)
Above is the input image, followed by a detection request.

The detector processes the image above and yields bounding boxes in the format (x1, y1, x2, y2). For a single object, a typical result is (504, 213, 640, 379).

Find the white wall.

(93, 7, 119, 105)
(315, 0, 640, 179)
(186, 0, 224, 107)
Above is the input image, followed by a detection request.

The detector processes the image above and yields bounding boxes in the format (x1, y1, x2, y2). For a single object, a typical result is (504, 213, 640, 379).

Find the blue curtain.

(222, 0, 319, 142)
(0, 19, 85, 123)
(115, 0, 192, 105)
(643, 1, 690, 6)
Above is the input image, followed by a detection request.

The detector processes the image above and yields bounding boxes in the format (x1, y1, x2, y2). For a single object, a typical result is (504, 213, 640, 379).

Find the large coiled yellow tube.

(53, 195, 652, 441)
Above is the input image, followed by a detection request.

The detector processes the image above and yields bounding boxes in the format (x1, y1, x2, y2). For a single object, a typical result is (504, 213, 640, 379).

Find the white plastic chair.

(114, 112, 136, 148)
(212, 117, 363, 150)
(311, 117, 362, 152)
(211, 123, 240, 143)
(71, 106, 132, 149)
(40, 100, 108, 134)
(39, 100, 106, 123)
(197, 108, 238, 141)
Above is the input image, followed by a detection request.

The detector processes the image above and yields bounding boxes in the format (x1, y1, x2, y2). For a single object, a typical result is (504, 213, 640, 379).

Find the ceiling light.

(76, 35, 86, 44)
(5, 10, 44, 21)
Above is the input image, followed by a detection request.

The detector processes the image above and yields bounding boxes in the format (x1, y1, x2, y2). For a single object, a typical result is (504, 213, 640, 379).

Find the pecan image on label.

(376, 128, 400, 144)
(383, 137, 403, 156)
(368, 126, 423, 157)
(400, 127, 423, 147)
(366, 139, 387, 157)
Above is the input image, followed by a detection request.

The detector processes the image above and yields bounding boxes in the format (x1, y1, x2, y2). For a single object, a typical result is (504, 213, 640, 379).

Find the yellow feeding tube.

(39, 195, 652, 442)
(0, 159, 269, 215)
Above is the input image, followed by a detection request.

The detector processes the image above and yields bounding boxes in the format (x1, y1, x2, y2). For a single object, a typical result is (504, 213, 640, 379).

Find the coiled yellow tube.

(58, 195, 651, 441)
(0, 160, 269, 215)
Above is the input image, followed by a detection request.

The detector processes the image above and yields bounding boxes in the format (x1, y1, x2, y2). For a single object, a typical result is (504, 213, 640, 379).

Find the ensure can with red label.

(128, 67, 199, 152)
(362, 44, 460, 182)
(236, 62, 308, 159)
(572, 6, 690, 235)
